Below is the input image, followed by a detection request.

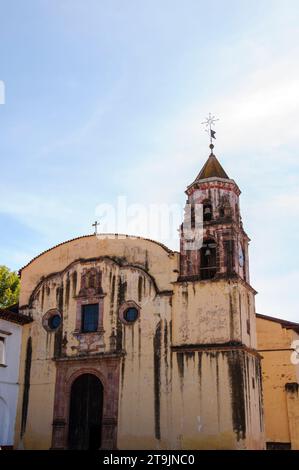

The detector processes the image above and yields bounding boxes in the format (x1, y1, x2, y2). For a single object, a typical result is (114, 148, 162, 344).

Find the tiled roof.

(195, 153, 229, 181)
(0, 304, 32, 325)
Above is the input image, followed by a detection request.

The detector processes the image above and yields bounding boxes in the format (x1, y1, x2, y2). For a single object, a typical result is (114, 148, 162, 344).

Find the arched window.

(200, 238, 217, 279)
(203, 201, 213, 222)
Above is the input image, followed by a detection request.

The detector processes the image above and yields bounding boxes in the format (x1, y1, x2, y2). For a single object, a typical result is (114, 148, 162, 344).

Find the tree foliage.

(0, 265, 20, 309)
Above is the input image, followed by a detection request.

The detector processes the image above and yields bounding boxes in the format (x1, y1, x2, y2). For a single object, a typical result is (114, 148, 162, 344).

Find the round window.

(48, 314, 61, 330)
(124, 307, 138, 323)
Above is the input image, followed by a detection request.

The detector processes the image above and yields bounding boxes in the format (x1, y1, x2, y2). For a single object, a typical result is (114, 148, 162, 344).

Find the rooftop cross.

(201, 113, 219, 151)
(92, 220, 100, 235)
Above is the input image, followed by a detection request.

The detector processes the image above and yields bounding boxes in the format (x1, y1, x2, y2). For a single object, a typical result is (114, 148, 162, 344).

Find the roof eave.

(186, 176, 241, 195)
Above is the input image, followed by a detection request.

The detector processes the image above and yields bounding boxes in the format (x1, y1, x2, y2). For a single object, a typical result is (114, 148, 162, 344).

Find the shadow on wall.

(0, 396, 9, 445)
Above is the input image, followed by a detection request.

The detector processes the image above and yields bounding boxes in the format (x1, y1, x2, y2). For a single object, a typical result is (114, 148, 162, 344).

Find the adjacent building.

(0, 304, 32, 449)
(256, 314, 299, 449)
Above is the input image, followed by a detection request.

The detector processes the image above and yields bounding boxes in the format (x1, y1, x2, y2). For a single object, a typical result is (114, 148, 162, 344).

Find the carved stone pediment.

(78, 268, 103, 298)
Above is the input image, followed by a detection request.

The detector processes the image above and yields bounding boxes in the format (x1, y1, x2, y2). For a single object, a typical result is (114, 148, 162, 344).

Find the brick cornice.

(53, 351, 125, 363)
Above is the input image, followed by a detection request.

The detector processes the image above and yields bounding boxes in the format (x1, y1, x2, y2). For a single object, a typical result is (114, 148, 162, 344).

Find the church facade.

(14, 149, 265, 450)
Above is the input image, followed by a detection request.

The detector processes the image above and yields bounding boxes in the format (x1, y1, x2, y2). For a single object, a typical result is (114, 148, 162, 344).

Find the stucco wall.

(172, 279, 257, 349)
(256, 317, 299, 449)
(0, 319, 22, 446)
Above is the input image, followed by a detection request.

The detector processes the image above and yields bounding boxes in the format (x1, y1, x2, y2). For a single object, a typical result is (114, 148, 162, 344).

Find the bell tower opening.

(203, 201, 213, 222)
(200, 238, 217, 279)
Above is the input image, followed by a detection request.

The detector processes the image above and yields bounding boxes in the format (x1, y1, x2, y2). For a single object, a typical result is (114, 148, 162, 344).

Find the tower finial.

(201, 113, 219, 153)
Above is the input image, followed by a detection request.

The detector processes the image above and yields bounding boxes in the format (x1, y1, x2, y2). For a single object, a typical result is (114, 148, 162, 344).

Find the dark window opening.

(81, 304, 99, 333)
(124, 307, 138, 323)
(203, 202, 212, 222)
(200, 239, 217, 280)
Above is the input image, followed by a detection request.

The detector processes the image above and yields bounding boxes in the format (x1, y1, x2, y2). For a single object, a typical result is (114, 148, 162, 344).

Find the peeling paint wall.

(15, 237, 178, 450)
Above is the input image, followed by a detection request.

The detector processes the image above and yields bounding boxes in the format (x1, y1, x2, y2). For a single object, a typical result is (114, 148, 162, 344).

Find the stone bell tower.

(171, 140, 265, 449)
(179, 143, 249, 284)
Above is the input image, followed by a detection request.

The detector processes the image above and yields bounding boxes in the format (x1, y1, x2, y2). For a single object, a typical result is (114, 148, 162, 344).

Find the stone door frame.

(51, 354, 121, 449)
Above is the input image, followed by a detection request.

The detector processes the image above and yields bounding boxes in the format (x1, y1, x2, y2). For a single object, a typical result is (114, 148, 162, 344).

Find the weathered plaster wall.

(169, 276, 263, 449)
(169, 349, 263, 449)
(172, 279, 257, 349)
(14, 320, 56, 450)
(256, 317, 299, 449)
(15, 236, 179, 449)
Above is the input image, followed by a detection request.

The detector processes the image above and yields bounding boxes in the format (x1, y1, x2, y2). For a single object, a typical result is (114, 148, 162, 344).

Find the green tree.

(0, 265, 20, 309)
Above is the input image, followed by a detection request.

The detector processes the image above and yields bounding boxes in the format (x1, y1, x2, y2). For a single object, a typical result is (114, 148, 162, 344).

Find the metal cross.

(201, 113, 219, 145)
(92, 220, 100, 235)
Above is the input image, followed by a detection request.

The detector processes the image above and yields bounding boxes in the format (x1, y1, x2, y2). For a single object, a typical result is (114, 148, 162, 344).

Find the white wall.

(0, 319, 22, 447)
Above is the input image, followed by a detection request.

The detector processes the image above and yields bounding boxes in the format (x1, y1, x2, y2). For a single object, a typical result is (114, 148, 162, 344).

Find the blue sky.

(0, 1, 298, 321)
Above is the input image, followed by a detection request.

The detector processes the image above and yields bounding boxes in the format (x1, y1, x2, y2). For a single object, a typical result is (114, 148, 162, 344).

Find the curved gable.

(19, 234, 179, 306)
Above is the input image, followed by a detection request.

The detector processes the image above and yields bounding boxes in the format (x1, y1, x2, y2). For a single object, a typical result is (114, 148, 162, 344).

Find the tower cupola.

(179, 145, 249, 284)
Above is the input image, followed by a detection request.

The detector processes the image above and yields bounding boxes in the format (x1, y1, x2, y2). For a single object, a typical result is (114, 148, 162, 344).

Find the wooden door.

(68, 373, 103, 449)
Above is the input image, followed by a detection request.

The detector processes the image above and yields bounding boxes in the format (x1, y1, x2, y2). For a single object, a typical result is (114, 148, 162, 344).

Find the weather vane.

(201, 113, 219, 149)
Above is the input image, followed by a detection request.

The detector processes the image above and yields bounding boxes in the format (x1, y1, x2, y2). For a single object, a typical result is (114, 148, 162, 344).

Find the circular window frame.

(119, 301, 140, 325)
(42, 309, 62, 332)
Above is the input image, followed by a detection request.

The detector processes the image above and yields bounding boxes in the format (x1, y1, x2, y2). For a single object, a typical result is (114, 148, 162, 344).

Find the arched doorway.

(68, 373, 103, 449)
